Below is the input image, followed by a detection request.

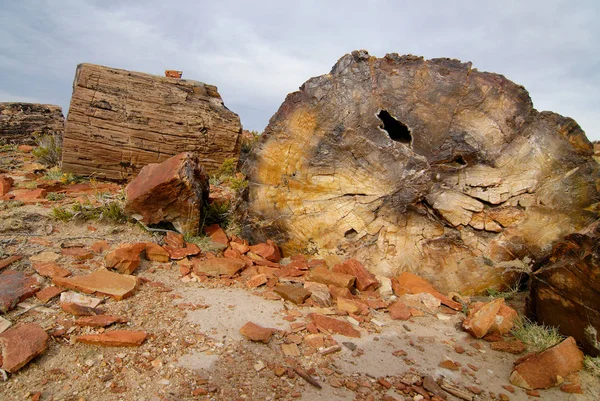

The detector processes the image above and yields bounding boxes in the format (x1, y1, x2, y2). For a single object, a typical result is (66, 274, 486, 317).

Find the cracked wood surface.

(62, 63, 242, 180)
(0, 103, 64, 145)
(243, 50, 600, 294)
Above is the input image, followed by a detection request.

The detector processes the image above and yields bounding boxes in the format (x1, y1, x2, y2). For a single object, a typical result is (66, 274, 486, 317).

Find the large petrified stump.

(62, 63, 242, 180)
(243, 50, 600, 294)
(0, 103, 64, 144)
(528, 221, 600, 356)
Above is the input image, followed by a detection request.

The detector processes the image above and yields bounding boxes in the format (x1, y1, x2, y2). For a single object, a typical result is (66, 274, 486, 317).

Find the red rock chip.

(239, 321, 275, 343)
(76, 330, 147, 347)
(0, 323, 49, 372)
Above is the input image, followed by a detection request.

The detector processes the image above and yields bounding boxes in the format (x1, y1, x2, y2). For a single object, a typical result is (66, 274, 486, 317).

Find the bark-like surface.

(243, 50, 600, 294)
(0, 103, 64, 144)
(62, 63, 242, 180)
(528, 221, 600, 356)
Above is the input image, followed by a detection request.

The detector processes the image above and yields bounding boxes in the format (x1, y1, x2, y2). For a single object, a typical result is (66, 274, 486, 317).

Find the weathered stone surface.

(105, 243, 146, 274)
(248, 240, 282, 263)
(75, 315, 128, 328)
(145, 243, 170, 263)
(0, 176, 14, 196)
(463, 298, 504, 338)
(0, 323, 49, 373)
(307, 267, 356, 289)
(0, 255, 22, 271)
(510, 337, 584, 389)
(243, 50, 600, 294)
(124, 152, 209, 235)
(205, 224, 229, 246)
(0, 271, 40, 313)
(0, 103, 64, 145)
(528, 220, 600, 356)
(193, 258, 245, 277)
(388, 301, 412, 320)
(62, 63, 242, 180)
(32, 262, 71, 279)
(491, 339, 526, 354)
(246, 273, 268, 288)
(53, 269, 137, 300)
(304, 282, 333, 307)
(35, 286, 64, 303)
(76, 330, 147, 347)
(394, 272, 461, 310)
(60, 302, 103, 316)
(239, 321, 275, 343)
(274, 284, 311, 305)
(332, 259, 379, 292)
(309, 313, 361, 338)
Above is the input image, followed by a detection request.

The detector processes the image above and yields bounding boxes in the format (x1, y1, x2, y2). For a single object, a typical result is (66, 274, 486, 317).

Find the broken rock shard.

(124, 152, 209, 236)
(62, 63, 242, 180)
(243, 50, 600, 294)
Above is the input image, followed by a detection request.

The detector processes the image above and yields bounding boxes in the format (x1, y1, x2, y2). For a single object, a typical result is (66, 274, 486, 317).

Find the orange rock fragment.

(76, 330, 147, 347)
(145, 243, 170, 263)
(53, 269, 137, 300)
(393, 272, 462, 310)
(105, 243, 146, 274)
(462, 298, 504, 338)
(249, 240, 281, 262)
(205, 224, 229, 245)
(239, 321, 275, 343)
(309, 313, 361, 338)
(35, 286, 64, 302)
(510, 337, 584, 389)
(307, 266, 356, 289)
(332, 259, 379, 291)
(75, 315, 128, 328)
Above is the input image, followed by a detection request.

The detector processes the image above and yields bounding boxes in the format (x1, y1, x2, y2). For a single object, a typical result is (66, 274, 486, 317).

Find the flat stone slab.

(0, 323, 49, 372)
(76, 330, 147, 347)
(0, 270, 40, 313)
(193, 258, 245, 277)
(53, 269, 137, 300)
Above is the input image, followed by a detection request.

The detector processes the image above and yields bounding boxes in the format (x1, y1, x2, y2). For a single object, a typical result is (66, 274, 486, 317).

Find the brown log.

(242, 50, 600, 294)
(0, 103, 64, 144)
(62, 63, 242, 180)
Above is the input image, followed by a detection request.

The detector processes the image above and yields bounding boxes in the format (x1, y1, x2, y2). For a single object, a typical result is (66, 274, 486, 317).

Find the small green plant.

(241, 130, 261, 153)
(32, 133, 62, 167)
(0, 143, 17, 153)
(511, 316, 564, 352)
(17, 181, 38, 190)
(43, 167, 78, 184)
(0, 200, 24, 210)
(584, 355, 600, 378)
(229, 176, 248, 192)
(216, 157, 237, 178)
(50, 206, 74, 221)
(46, 192, 66, 201)
(202, 201, 231, 229)
(486, 283, 521, 300)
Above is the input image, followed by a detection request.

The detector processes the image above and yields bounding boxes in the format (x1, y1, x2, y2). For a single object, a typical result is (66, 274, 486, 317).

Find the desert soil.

(0, 148, 598, 401)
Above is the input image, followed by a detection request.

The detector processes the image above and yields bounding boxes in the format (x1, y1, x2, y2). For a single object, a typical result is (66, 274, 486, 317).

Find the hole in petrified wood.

(377, 110, 412, 144)
(344, 228, 358, 239)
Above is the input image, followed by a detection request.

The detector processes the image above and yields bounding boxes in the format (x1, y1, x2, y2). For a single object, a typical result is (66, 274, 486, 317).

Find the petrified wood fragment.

(528, 220, 600, 356)
(62, 63, 242, 180)
(243, 50, 600, 294)
(0, 103, 64, 144)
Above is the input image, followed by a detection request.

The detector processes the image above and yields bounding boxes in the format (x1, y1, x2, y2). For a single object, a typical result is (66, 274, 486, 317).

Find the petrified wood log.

(528, 221, 600, 356)
(243, 50, 600, 294)
(62, 63, 242, 180)
(0, 103, 64, 144)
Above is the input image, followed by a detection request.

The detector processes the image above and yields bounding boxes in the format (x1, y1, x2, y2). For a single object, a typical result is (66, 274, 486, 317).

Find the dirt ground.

(0, 148, 598, 401)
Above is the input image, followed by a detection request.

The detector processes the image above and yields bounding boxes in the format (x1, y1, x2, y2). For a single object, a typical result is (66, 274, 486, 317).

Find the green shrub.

(50, 206, 74, 221)
(46, 192, 66, 201)
(32, 133, 62, 167)
(216, 158, 237, 178)
(511, 316, 564, 352)
(584, 355, 600, 378)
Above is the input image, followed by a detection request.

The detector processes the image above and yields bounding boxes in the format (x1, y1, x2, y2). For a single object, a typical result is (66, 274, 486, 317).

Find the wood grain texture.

(62, 63, 242, 180)
(243, 50, 600, 294)
(0, 103, 64, 144)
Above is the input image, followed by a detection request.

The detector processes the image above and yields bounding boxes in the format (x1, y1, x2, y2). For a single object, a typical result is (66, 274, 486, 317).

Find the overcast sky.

(1, 0, 598, 141)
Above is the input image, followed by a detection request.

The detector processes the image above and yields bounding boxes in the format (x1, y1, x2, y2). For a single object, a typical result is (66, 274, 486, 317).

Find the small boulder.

(0, 176, 14, 196)
(248, 240, 281, 262)
(0, 271, 40, 313)
(105, 243, 146, 274)
(0, 323, 49, 373)
(124, 152, 209, 235)
(332, 259, 379, 292)
(510, 337, 584, 389)
(145, 243, 170, 263)
(463, 298, 504, 338)
(239, 322, 275, 343)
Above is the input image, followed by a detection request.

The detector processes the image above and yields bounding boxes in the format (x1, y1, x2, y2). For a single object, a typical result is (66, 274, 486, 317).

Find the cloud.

(0, 0, 598, 140)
